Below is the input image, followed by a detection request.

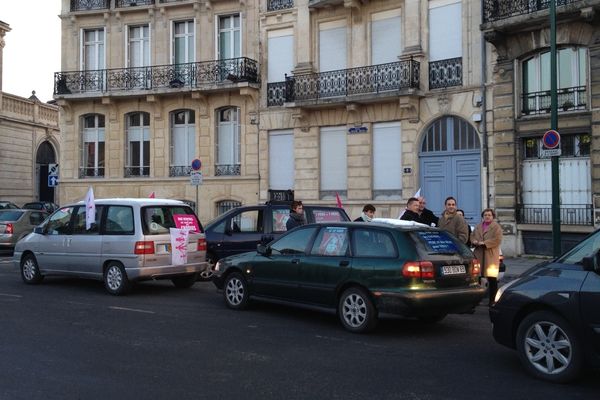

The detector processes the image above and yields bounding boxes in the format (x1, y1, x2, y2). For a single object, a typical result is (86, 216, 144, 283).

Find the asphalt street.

(1, 255, 598, 400)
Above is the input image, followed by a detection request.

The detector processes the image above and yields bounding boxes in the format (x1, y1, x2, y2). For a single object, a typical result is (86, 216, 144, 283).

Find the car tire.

(198, 253, 216, 282)
(417, 314, 447, 324)
(20, 254, 43, 284)
(171, 274, 197, 289)
(103, 262, 131, 295)
(338, 287, 378, 333)
(516, 310, 583, 383)
(223, 272, 249, 310)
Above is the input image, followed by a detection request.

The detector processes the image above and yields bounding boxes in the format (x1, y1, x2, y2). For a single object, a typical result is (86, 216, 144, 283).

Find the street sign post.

(48, 175, 59, 187)
(190, 159, 202, 212)
(190, 171, 203, 186)
(48, 163, 59, 177)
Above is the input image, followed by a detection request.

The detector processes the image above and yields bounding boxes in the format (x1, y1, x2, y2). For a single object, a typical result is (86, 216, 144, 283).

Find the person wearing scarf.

(354, 204, 376, 222)
(286, 200, 307, 230)
(471, 208, 503, 303)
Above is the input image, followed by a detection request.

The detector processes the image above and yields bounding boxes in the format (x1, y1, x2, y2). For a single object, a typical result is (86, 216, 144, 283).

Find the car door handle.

(291, 258, 300, 264)
(339, 260, 350, 267)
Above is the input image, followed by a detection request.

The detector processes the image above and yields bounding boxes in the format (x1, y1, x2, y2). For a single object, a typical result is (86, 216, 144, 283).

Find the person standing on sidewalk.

(471, 208, 503, 303)
(438, 196, 469, 244)
(417, 196, 438, 226)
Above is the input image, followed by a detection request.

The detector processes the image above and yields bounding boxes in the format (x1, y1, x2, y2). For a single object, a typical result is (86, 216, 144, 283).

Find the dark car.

(202, 203, 350, 280)
(490, 229, 600, 383)
(0, 201, 20, 210)
(22, 201, 59, 213)
(212, 219, 485, 333)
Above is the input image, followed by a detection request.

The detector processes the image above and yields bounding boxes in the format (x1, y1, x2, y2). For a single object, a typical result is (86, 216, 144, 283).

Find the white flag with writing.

(85, 186, 96, 230)
(170, 228, 189, 265)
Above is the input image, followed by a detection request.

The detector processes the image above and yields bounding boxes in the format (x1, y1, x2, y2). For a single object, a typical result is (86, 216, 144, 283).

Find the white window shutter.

(269, 130, 294, 190)
(372, 12, 401, 65)
(373, 122, 402, 190)
(319, 22, 346, 72)
(268, 32, 294, 83)
(429, 3, 462, 61)
(320, 127, 347, 191)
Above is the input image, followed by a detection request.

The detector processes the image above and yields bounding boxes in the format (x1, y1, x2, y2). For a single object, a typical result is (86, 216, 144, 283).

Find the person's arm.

(457, 217, 470, 244)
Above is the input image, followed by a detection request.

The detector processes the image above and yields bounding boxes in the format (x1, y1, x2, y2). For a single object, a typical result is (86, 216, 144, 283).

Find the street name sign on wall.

(541, 129, 561, 158)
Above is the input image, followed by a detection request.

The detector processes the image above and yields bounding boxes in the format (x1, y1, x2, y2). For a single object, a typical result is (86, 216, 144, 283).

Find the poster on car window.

(170, 228, 189, 265)
(416, 231, 459, 254)
(173, 214, 200, 233)
(272, 209, 289, 232)
(313, 210, 343, 223)
(318, 227, 348, 256)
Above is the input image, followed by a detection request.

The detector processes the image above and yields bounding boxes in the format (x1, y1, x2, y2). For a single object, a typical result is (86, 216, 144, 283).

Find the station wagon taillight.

(5, 223, 13, 235)
(134, 241, 155, 255)
(471, 259, 481, 276)
(402, 261, 435, 279)
(197, 237, 207, 251)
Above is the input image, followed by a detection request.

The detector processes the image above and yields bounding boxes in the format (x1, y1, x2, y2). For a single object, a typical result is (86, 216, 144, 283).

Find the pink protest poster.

(173, 214, 200, 233)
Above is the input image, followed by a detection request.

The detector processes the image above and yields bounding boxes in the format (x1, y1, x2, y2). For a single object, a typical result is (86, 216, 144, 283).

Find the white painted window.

(320, 126, 347, 192)
(218, 14, 241, 59)
(319, 20, 346, 72)
(269, 130, 294, 190)
(82, 28, 105, 70)
(371, 9, 402, 65)
(126, 112, 150, 176)
(173, 20, 195, 64)
(81, 114, 105, 177)
(268, 29, 294, 83)
(128, 25, 150, 67)
(216, 108, 241, 173)
(429, 1, 462, 61)
(373, 122, 402, 197)
(170, 110, 195, 169)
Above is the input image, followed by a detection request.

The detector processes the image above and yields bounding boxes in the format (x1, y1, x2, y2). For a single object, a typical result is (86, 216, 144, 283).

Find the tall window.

(371, 9, 402, 65)
(320, 126, 347, 199)
(373, 122, 402, 200)
(81, 114, 105, 178)
(81, 28, 105, 91)
(319, 20, 346, 72)
(428, 0, 462, 89)
(218, 14, 241, 60)
(125, 112, 150, 177)
(215, 108, 240, 176)
(267, 29, 294, 83)
(173, 20, 195, 64)
(522, 47, 587, 115)
(128, 25, 150, 67)
(170, 110, 195, 176)
(269, 130, 294, 190)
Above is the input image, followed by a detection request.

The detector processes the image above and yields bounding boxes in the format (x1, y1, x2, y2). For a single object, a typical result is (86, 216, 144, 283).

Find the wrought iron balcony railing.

(79, 167, 105, 178)
(70, 0, 110, 11)
(429, 57, 463, 90)
(522, 86, 586, 115)
(483, 0, 578, 23)
(54, 57, 259, 95)
(517, 204, 593, 225)
(267, 0, 294, 11)
(267, 81, 287, 106)
(215, 164, 241, 176)
(170, 165, 192, 177)
(116, 0, 155, 7)
(124, 166, 150, 177)
(283, 59, 420, 103)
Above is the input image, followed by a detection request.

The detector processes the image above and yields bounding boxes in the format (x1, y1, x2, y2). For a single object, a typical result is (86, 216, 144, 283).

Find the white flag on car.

(170, 228, 189, 265)
(85, 186, 96, 230)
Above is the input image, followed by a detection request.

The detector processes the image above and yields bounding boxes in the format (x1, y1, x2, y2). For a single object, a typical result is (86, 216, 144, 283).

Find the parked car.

(13, 198, 209, 295)
(22, 201, 59, 213)
(0, 201, 20, 210)
(490, 229, 600, 383)
(0, 209, 47, 254)
(212, 219, 485, 333)
(202, 203, 350, 281)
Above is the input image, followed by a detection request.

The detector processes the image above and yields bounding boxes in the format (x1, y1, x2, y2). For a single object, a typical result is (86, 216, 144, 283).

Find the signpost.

(48, 163, 59, 188)
(549, 0, 561, 256)
(190, 159, 202, 212)
(541, 129, 561, 158)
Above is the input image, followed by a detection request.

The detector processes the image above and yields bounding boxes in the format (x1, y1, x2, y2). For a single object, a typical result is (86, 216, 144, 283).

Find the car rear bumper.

(374, 286, 486, 317)
(126, 261, 209, 281)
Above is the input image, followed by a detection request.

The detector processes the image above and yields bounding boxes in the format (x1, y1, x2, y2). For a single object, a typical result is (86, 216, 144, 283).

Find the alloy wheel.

(342, 293, 368, 328)
(22, 258, 36, 281)
(225, 277, 244, 306)
(106, 266, 123, 291)
(523, 320, 572, 375)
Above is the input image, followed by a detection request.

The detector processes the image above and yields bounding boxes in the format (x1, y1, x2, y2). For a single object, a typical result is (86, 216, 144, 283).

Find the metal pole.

(196, 185, 199, 215)
(550, 0, 561, 256)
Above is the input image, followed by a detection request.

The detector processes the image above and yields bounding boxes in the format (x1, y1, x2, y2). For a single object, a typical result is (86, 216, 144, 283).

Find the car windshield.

(0, 202, 18, 210)
(557, 229, 600, 264)
(0, 211, 24, 222)
(142, 205, 203, 235)
(409, 230, 472, 257)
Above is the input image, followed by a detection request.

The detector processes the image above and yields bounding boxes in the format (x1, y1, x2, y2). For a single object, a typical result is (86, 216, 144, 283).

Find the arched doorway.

(419, 116, 482, 224)
(36, 141, 56, 203)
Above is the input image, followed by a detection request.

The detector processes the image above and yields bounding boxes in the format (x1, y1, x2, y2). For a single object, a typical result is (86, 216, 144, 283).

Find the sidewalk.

(502, 256, 551, 280)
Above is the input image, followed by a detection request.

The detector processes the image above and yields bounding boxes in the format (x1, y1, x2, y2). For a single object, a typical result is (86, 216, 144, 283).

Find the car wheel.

(338, 287, 378, 333)
(417, 314, 447, 324)
(198, 253, 216, 282)
(516, 310, 583, 383)
(171, 274, 197, 289)
(20, 254, 43, 284)
(223, 272, 249, 310)
(103, 262, 131, 295)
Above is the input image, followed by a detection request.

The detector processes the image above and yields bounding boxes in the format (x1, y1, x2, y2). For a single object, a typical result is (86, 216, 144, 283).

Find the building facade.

(0, 21, 60, 206)
(482, 0, 600, 255)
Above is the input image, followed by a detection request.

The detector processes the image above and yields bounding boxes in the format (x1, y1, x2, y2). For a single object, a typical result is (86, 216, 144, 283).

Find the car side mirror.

(33, 226, 46, 235)
(581, 252, 600, 273)
(257, 244, 271, 256)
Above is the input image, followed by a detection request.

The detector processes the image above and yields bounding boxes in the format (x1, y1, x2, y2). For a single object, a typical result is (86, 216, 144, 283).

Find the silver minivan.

(13, 198, 209, 295)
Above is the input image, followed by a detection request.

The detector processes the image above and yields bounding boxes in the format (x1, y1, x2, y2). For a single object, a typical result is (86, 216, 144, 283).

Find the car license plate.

(442, 265, 466, 275)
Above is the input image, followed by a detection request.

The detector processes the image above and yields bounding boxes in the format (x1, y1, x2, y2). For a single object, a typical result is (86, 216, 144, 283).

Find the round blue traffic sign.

(191, 159, 202, 171)
(542, 130, 560, 149)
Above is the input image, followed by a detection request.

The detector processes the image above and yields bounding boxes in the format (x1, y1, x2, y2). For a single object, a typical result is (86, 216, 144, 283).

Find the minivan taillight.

(402, 261, 435, 279)
(134, 241, 155, 255)
(471, 259, 481, 277)
(197, 237, 207, 251)
(5, 223, 13, 235)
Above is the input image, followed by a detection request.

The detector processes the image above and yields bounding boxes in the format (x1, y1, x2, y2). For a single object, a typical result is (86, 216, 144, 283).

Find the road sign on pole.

(190, 171, 203, 186)
(540, 129, 561, 157)
(48, 175, 59, 187)
(48, 163, 59, 176)
(191, 159, 202, 171)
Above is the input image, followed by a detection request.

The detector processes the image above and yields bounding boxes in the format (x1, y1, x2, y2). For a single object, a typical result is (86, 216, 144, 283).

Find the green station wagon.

(213, 219, 486, 333)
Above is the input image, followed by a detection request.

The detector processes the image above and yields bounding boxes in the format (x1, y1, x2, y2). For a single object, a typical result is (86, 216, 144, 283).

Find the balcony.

(267, 0, 294, 11)
(429, 58, 462, 90)
(170, 166, 192, 177)
(54, 57, 259, 98)
(521, 86, 586, 116)
(79, 167, 105, 178)
(115, 0, 155, 7)
(517, 204, 593, 225)
(483, 0, 579, 23)
(215, 164, 241, 176)
(124, 166, 150, 177)
(269, 60, 420, 107)
(70, 0, 109, 11)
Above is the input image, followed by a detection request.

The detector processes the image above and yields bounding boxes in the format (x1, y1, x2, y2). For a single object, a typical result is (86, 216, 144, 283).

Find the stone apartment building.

(0, 20, 60, 206)
(56, 0, 491, 236)
(482, 0, 600, 255)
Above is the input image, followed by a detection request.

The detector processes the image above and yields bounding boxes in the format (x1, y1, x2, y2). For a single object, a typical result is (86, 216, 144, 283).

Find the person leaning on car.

(354, 204, 376, 222)
(471, 208, 503, 303)
(438, 196, 469, 244)
(400, 198, 420, 222)
(286, 200, 307, 230)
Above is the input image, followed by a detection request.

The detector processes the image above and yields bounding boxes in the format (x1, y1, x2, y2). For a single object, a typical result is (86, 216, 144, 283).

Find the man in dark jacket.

(354, 204, 376, 222)
(418, 196, 439, 226)
(286, 200, 306, 230)
(400, 197, 421, 222)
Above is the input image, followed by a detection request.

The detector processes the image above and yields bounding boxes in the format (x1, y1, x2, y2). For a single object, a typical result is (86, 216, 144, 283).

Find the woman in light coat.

(471, 208, 503, 303)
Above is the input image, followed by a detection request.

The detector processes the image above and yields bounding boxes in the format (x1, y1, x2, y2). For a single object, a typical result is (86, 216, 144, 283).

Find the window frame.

(125, 112, 151, 177)
(81, 114, 106, 178)
(215, 107, 241, 173)
(170, 109, 196, 175)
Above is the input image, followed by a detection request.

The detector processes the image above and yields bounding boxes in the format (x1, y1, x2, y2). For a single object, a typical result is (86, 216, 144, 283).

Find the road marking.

(109, 306, 155, 314)
(0, 293, 23, 298)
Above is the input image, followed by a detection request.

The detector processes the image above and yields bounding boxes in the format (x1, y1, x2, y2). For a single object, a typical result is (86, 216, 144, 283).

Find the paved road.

(1, 256, 598, 400)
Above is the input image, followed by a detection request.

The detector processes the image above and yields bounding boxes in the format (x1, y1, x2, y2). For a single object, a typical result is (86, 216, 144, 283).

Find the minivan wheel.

(338, 287, 377, 333)
(516, 310, 583, 383)
(104, 262, 131, 295)
(223, 272, 249, 310)
(21, 254, 43, 284)
(171, 274, 197, 289)
(198, 254, 216, 281)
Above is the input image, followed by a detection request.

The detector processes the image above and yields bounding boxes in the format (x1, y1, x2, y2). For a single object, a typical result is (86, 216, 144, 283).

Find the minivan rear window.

(0, 211, 23, 222)
(410, 230, 471, 257)
(142, 205, 203, 235)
